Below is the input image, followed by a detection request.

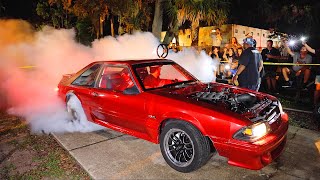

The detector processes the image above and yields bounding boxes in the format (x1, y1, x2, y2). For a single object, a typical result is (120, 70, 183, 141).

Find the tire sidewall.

(160, 121, 209, 173)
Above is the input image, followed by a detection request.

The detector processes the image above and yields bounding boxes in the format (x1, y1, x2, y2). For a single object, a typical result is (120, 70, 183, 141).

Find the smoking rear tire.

(160, 121, 212, 173)
(66, 95, 87, 123)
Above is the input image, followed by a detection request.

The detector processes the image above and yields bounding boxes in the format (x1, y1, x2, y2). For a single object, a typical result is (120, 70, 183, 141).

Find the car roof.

(92, 59, 174, 66)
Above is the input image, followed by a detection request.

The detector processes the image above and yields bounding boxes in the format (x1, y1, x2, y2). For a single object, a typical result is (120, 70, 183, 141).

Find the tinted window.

(72, 64, 101, 86)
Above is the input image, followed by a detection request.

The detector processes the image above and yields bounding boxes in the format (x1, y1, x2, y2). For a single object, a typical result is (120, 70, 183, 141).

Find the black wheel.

(160, 120, 212, 173)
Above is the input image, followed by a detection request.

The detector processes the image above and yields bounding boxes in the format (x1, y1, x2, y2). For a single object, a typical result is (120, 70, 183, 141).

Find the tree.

(48, 0, 110, 38)
(110, 0, 153, 34)
(152, 0, 164, 39)
(48, 0, 153, 38)
(69, 0, 109, 38)
(162, 0, 230, 44)
(229, 0, 320, 36)
(36, 0, 73, 28)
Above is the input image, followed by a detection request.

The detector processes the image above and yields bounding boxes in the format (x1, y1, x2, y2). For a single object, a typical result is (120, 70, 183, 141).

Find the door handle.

(91, 92, 99, 97)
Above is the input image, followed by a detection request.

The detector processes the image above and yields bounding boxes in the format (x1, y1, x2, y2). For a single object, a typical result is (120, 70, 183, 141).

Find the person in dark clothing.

(303, 42, 320, 106)
(232, 37, 260, 91)
(261, 40, 281, 92)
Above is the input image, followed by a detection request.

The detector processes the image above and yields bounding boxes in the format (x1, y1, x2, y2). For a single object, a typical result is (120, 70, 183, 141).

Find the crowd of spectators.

(205, 28, 320, 108)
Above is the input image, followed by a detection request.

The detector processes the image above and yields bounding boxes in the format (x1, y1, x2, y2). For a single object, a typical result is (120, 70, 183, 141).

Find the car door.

(112, 91, 149, 134)
(70, 63, 102, 119)
(92, 65, 149, 134)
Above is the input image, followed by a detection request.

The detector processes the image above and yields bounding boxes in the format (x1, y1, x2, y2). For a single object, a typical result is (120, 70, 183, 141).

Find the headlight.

(278, 101, 284, 114)
(233, 122, 270, 142)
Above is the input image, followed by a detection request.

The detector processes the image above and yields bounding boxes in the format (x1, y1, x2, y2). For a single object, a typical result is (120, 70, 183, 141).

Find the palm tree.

(152, 0, 164, 39)
(161, 0, 230, 44)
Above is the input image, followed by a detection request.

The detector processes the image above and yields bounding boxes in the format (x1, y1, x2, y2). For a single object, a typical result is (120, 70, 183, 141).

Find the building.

(161, 24, 283, 49)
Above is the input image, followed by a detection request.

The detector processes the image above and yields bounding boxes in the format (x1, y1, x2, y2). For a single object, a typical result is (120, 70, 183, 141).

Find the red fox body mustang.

(57, 59, 288, 173)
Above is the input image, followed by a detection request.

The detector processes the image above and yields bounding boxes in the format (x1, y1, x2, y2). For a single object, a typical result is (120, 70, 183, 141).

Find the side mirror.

(123, 86, 140, 95)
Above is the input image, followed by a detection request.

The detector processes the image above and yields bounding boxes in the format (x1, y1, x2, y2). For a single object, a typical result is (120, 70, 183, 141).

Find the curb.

(51, 133, 95, 180)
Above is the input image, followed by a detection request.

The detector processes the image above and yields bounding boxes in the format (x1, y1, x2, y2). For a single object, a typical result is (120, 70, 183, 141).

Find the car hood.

(148, 82, 279, 122)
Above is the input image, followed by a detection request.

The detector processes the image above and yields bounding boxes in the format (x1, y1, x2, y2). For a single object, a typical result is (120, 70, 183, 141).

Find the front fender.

(154, 111, 208, 143)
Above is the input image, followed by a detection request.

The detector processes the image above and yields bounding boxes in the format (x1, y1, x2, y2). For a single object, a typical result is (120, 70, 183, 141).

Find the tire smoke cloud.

(0, 19, 216, 133)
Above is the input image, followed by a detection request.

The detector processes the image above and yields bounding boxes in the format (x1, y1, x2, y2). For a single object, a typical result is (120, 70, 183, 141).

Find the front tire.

(160, 120, 212, 173)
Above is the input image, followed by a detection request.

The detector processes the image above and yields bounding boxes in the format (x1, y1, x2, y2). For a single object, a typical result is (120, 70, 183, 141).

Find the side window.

(72, 64, 101, 86)
(98, 66, 135, 92)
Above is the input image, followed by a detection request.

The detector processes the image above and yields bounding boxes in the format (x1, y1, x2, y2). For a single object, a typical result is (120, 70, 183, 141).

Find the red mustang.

(57, 59, 288, 173)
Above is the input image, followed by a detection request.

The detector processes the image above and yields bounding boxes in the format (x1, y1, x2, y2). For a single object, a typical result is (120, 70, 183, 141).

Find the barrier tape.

(263, 62, 320, 66)
(19, 66, 36, 69)
(220, 61, 320, 66)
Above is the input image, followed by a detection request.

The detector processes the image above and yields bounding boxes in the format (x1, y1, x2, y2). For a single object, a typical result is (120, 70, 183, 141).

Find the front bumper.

(212, 113, 289, 170)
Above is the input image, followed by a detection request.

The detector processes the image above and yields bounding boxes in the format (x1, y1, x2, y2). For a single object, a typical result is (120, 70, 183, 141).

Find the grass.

(0, 111, 91, 180)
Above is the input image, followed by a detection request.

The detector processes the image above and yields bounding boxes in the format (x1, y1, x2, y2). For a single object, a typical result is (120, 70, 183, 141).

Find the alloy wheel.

(163, 128, 195, 167)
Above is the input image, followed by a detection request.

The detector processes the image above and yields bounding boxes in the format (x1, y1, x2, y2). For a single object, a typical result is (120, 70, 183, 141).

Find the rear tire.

(160, 120, 212, 173)
(66, 95, 86, 123)
(65, 94, 104, 132)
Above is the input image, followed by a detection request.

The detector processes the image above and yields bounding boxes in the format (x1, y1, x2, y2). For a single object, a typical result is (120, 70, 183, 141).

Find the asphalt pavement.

(53, 126, 320, 180)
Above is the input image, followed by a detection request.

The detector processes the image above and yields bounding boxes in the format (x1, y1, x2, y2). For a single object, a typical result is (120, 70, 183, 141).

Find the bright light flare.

(54, 87, 59, 92)
(300, 36, 307, 42)
(224, 64, 231, 70)
(288, 40, 296, 46)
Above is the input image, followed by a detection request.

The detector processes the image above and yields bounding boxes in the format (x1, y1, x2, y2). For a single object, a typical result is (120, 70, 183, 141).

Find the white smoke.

(0, 20, 217, 134)
(169, 48, 217, 82)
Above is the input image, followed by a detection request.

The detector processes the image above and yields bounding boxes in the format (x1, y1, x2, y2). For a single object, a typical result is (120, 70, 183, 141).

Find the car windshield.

(133, 62, 198, 90)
